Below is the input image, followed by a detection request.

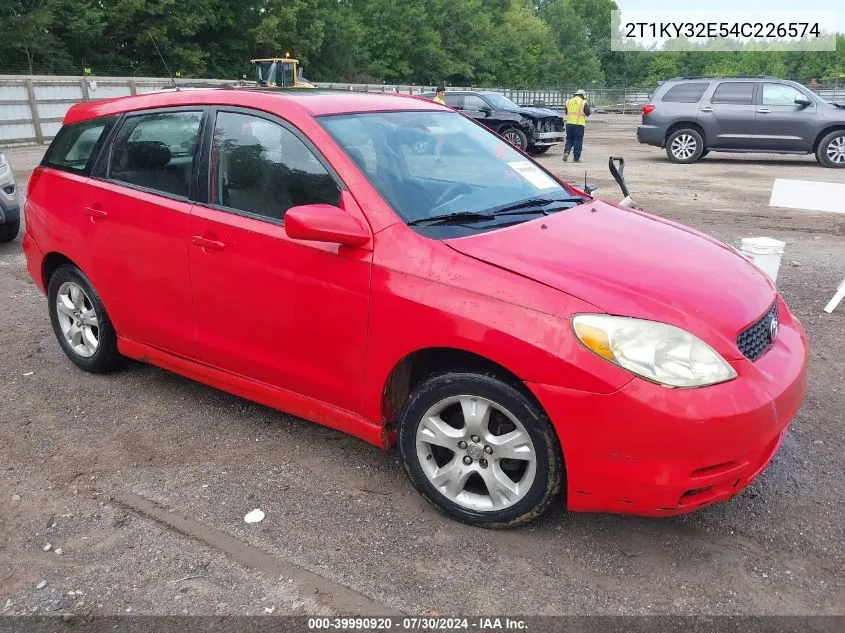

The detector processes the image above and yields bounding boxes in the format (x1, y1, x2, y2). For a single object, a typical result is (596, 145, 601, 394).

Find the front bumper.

(637, 124, 664, 147)
(0, 181, 20, 224)
(532, 131, 564, 147)
(528, 301, 809, 516)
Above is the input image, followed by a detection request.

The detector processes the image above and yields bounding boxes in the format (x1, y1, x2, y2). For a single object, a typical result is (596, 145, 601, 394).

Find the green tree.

(539, 0, 604, 86)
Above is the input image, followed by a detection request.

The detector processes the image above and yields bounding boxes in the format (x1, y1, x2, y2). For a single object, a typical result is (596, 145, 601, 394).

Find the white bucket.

(740, 237, 786, 282)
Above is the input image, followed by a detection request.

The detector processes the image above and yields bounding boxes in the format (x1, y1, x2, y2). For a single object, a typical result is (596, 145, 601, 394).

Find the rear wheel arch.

(42, 252, 80, 290)
(42, 253, 116, 327)
(665, 121, 707, 147)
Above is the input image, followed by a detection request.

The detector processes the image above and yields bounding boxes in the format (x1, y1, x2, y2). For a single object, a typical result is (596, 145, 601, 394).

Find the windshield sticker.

(507, 161, 558, 190)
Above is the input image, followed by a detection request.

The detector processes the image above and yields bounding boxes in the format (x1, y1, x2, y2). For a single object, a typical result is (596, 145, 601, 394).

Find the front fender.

(360, 224, 633, 425)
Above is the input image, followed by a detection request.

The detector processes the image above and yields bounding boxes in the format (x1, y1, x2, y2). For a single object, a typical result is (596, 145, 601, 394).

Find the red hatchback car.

(23, 89, 808, 527)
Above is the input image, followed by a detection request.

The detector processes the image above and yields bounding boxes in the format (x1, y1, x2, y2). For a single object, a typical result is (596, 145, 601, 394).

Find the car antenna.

(149, 34, 179, 91)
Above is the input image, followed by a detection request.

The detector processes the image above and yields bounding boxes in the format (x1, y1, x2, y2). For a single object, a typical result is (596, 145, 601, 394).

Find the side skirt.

(117, 337, 388, 448)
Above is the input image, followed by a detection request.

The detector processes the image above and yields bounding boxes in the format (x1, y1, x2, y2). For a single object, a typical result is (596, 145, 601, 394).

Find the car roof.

(63, 88, 445, 125)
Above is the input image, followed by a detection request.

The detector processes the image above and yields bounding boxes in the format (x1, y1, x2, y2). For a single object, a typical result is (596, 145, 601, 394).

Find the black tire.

(529, 146, 551, 155)
(0, 220, 19, 243)
(47, 264, 121, 373)
(500, 127, 528, 151)
(816, 129, 845, 168)
(398, 372, 563, 528)
(666, 128, 704, 163)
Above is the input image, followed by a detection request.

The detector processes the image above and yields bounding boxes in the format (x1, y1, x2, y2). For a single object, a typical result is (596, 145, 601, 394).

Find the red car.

(23, 89, 808, 527)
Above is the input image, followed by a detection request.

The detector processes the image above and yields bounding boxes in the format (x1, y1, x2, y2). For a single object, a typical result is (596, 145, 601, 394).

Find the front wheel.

(0, 220, 19, 243)
(817, 130, 845, 168)
(500, 127, 528, 151)
(398, 372, 563, 527)
(666, 129, 704, 163)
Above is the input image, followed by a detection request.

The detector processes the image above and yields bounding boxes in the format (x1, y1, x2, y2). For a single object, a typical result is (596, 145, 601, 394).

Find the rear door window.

(42, 116, 118, 174)
(711, 82, 755, 105)
(661, 83, 709, 103)
(108, 110, 204, 199)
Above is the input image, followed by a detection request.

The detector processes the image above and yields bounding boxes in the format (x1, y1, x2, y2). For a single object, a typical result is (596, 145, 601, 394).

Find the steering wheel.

(431, 183, 473, 212)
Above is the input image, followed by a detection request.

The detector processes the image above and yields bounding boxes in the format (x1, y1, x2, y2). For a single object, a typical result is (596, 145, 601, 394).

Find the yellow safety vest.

(566, 96, 587, 126)
(433, 95, 446, 105)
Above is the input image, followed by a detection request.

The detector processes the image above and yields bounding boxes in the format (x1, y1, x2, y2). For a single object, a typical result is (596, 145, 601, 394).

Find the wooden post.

(25, 78, 44, 145)
(81, 78, 90, 101)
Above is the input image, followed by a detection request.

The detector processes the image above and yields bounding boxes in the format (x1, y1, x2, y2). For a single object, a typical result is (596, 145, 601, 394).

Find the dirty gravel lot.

(1, 114, 843, 617)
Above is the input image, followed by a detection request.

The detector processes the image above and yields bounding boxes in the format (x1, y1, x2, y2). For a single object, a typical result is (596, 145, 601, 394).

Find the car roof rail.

(671, 75, 780, 81)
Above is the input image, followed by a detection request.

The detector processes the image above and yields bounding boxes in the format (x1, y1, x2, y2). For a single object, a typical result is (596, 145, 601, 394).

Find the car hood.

(444, 200, 776, 360)
(507, 106, 561, 118)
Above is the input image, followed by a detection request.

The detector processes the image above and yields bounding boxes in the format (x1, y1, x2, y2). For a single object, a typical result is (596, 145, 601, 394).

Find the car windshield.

(319, 111, 581, 236)
(484, 93, 519, 110)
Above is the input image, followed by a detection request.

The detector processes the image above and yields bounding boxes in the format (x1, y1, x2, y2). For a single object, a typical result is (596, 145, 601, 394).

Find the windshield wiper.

(489, 195, 585, 216)
(408, 211, 495, 226)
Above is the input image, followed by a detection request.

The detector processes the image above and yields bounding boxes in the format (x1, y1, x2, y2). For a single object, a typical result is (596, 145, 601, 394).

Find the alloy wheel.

(671, 134, 697, 160)
(503, 130, 524, 149)
(415, 395, 537, 511)
(55, 281, 100, 358)
(826, 135, 845, 164)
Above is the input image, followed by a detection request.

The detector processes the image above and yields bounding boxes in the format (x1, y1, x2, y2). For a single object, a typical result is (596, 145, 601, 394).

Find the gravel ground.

(0, 115, 843, 617)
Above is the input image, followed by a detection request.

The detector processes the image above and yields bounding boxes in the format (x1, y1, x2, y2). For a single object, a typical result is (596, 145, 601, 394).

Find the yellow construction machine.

(250, 55, 315, 88)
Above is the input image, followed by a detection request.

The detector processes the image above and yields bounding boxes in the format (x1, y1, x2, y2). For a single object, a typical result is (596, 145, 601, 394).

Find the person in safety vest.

(562, 89, 591, 163)
(433, 86, 447, 105)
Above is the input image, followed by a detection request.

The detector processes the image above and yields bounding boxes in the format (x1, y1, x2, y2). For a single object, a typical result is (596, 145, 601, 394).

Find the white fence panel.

(33, 84, 83, 100)
(0, 122, 36, 142)
(0, 103, 30, 122)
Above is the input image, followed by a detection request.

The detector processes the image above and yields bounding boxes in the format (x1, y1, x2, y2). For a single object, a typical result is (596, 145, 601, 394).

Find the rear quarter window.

(661, 83, 710, 103)
(42, 116, 118, 174)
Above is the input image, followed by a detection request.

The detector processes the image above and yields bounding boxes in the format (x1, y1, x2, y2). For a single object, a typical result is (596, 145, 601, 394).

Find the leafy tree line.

(1, 0, 843, 88)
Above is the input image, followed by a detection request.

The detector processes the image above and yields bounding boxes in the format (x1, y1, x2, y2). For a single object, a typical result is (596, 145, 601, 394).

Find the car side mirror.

(794, 95, 812, 107)
(479, 107, 492, 116)
(284, 204, 370, 247)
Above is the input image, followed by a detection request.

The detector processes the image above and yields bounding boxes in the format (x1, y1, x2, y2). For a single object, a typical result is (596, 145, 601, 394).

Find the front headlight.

(572, 314, 737, 388)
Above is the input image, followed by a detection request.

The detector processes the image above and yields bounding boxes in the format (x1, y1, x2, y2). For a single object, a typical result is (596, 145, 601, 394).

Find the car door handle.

(191, 235, 226, 251)
(757, 108, 771, 113)
(84, 206, 108, 220)
(700, 107, 713, 112)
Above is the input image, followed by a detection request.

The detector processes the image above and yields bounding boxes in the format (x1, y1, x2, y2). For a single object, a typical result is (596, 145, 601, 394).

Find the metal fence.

(1, 75, 843, 145)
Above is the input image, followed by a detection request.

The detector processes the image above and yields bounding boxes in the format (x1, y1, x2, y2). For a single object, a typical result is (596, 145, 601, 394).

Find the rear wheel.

(666, 129, 704, 163)
(500, 128, 528, 151)
(398, 372, 563, 527)
(47, 265, 121, 373)
(0, 220, 19, 243)
(817, 130, 845, 168)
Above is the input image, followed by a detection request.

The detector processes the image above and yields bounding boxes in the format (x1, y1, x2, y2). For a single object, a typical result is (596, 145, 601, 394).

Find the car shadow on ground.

(639, 155, 820, 168)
